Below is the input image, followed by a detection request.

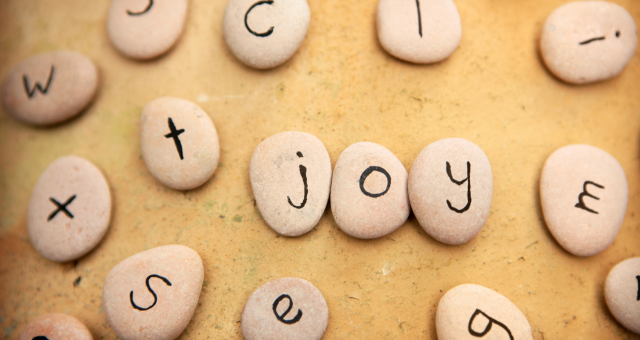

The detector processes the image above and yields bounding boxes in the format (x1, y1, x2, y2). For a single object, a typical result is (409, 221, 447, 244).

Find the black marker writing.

(288, 152, 308, 209)
(23, 66, 54, 98)
(359, 166, 391, 198)
(468, 309, 514, 340)
(32, 337, 49, 340)
(245, 0, 275, 37)
(636, 275, 640, 301)
(415, 0, 423, 38)
(446, 161, 471, 213)
(130, 274, 172, 311)
(575, 181, 604, 214)
(164, 117, 185, 160)
(579, 36, 605, 45)
(127, 0, 153, 16)
(616, 30, 621, 38)
(273, 294, 303, 324)
(48, 195, 76, 221)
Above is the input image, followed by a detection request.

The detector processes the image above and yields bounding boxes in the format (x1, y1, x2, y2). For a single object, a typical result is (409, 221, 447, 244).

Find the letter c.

(245, 1, 275, 37)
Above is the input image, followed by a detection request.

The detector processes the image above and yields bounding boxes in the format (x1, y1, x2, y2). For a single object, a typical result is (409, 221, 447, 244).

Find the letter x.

(164, 118, 185, 160)
(48, 195, 76, 221)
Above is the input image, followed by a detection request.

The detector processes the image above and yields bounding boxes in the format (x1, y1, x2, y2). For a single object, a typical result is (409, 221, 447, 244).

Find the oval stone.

(140, 97, 220, 190)
(377, 0, 462, 64)
(436, 284, 533, 340)
(409, 138, 492, 245)
(250, 132, 332, 237)
(242, 277, 328, 340)
(27, 155, 111, 262)
(331, 142, 409, 239)
(18, 313, 93, 340)
(103, 245, 204, 340)
(605, 257, 640, 334)
(1, 51, 98, 125)
(540, 1, 637, 84)
(107, 0, 188, 59)
(540, 144, 628, 257)
(223, 0, 310, 69)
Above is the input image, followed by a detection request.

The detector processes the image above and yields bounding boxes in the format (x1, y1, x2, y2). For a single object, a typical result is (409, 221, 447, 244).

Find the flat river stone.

(242, 277, 328, 340)
(103, 245, 204, 340)
(331, 142, 409, 239)
(2, 51, 98, 125)
(107, 0, 188, 59)
(140, 97, 220, 190)
(540, 144, 628, 257)
(223, 0, 310, 69)
(409, 138, 492, 245)
(437, 284, 533, 340)
(540, 1, 637, 84)
(28, 155, 111, 262)
(18, 313, 93, 340)
(250, 132, 332, 237)
(605, 257, 640, 334)
(377, 0, 462, 64)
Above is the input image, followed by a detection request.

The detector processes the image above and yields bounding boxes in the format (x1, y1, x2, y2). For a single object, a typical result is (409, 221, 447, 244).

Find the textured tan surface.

(0, 0, 640, 339)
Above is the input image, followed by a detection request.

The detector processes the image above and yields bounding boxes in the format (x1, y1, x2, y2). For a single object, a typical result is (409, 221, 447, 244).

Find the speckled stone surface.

(605, 257, 640, 334)
(18, 313, 93, 340)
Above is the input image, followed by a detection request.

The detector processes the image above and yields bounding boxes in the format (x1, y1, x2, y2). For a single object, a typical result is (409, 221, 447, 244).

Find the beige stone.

(140, 97, 219, 190)
(18, 313, 93, 340)
(408, 138, 492, 245)
(1, 51, 98, 125)
(223, 0, 310, 69)
(242, 277, 328, 340)
(250, 132, 331, 237)
(331, 142, 409, 239)
(605, 257, 640, 334)
(540, 1, 637, 84)
(377, 0, 461, 64)
(540, 144, 628, 257)
(102, 245, 204, 340)
(27, 155, 111, 262)
(437, 284, 533, 340)
(107, 0, 188, 60)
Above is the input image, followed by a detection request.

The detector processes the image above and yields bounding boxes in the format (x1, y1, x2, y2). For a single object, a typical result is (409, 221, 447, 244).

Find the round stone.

(605, 257, 640, 334)
(27, 155, 111, 263)
(140, 97, 220, 190)
(107, 0, 188, 59)
(103, 245, 204, 340)
(436, 284, 533, 340)
(540, 1, 637, 84)
(540, 144, 628, 257)
(1, 50, 98, 125)
(331, 142, 410, 239)
(242, 277, 328, 340)
(377, 0, 462, 64)
(18, 313, 92, 340)
(250, 132, 332, 237)
(408, 138, 492, 245)
(223, 0, 310, 69)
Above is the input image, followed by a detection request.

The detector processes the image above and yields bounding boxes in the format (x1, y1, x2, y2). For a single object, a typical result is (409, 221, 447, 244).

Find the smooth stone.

(331, 142, 409, 239)
(436, 284, 533, 340)
(103, 245, 204, 340)
(605, 257, 640, 334)
(140, 97, 220, 190)
(27, 155, 111, 262)
(18, 313, 92, 340)
(377, 0, 462, 64)
(540, 144, 628, 257)
(242, 277, 328, 340)
(540, 1, 637, 84)
(408, 138, 492, 245)
(223, 0, 310, 69)
(1, 51, 98, 125)
(250, 132, 332, 237)
(107, 0, 188, 59)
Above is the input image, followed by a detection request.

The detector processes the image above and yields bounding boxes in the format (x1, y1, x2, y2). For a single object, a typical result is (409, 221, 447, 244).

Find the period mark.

(130, 274, 172, 311)
(468, 309, 514, 340)
(287, 151, 308, 209)
(273, 294, 303, 324)
(48, 195, 76, 221)
(575, 181, 604, 214)
(446, 161, 471, 213)
(245, 0, 275, 37)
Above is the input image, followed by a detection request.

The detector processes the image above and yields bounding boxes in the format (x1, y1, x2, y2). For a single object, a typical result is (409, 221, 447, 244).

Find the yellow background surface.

(1, 0, 640, 339)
